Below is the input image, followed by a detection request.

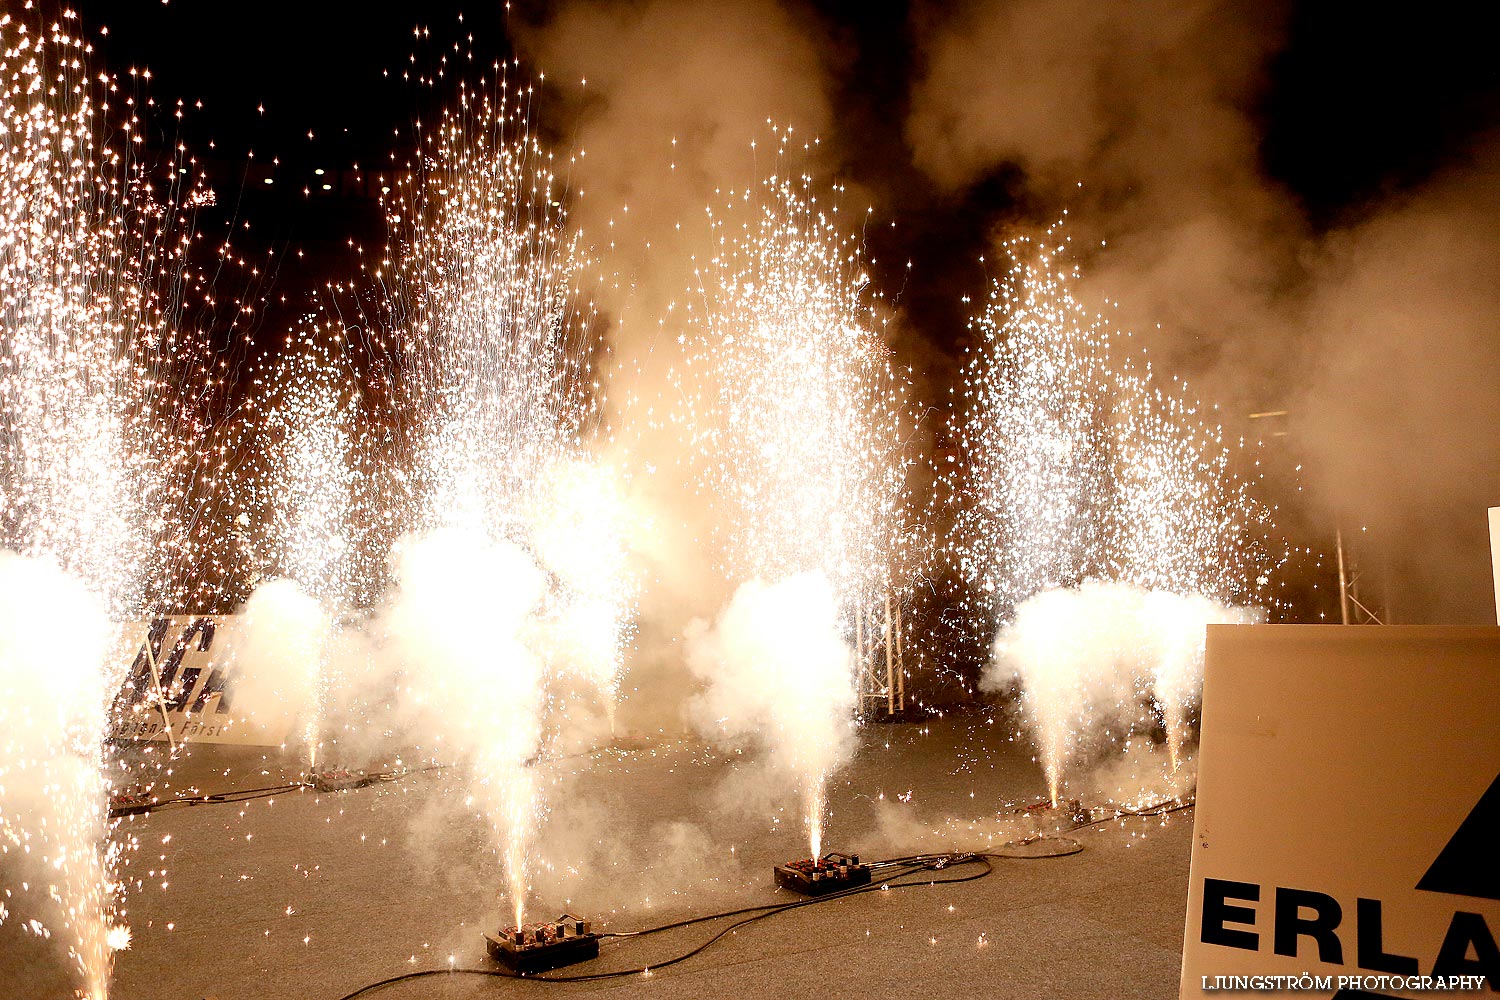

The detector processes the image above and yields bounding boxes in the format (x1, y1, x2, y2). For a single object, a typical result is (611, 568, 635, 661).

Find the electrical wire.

(165, 781, 308, 806)
(600, 853, 984, 942)
(109, 764, 454, 817)
(981, 837, 1083, 859)
(331, 853, 994, 999)
(1063, 797, 1195, 833)
(332, 800, 1200, 997)
(530, 859, 994, 984)
(117, 747, 1192, 990)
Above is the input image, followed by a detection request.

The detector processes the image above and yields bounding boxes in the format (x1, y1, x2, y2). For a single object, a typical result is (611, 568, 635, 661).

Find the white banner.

(110, 615, 297, 747)
(1180, 626, 1500, 999)
(1489, 508, 1499, 625)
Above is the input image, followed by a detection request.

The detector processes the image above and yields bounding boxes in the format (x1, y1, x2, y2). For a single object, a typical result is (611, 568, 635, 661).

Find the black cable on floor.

(1065, 797, 1194, 833)
(331, 853, 994, 999)
(111, 764, 457, 817)
(600, 855, 972, 941)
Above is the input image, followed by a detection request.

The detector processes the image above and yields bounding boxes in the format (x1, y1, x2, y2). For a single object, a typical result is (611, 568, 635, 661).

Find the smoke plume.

(984, 580, 1261, 804)
(229, 579, 327, 756)
(685, 572, 858, 858)
(1293, 149, 1500, 622)
(384, 528, 549, 925)
(515, 0, 842, 668)
(0, 552, 123, 999)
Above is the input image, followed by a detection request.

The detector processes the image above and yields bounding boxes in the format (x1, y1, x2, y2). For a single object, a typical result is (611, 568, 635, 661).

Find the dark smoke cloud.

(906, 0, 1303, 400)
(1294, 144, 1500, 622)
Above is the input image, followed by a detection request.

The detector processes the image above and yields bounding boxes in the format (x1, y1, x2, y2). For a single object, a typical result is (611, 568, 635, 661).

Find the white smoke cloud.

(907, 0, 1300, 394)
(383, 528, 549, 925)
(529, 806, 751, 919)
(1293, 145, 1500, 622)
(515, 0, 841, 654)
(0, 551, 122, 998)
(684, 572, 858, 858)
(227, 455, 644, 928)
(228, 578, 326, 756)
(525, 459, 638, 730)
(984, 580, 1260, 804)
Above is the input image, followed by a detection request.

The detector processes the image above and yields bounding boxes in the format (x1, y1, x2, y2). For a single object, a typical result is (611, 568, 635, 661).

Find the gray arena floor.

(2, 715, 1194, 1000)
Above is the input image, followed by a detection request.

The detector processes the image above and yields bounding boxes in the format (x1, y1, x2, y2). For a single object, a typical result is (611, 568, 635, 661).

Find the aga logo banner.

(1181, 626, 1499, 999)
(110, 615, 296, 747)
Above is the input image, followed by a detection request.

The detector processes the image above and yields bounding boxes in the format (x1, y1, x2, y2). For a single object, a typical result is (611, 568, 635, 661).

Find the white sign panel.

(111, 615, 296, 747)
(1489, 508, 1499, 625)
(1181, 626, 1499, 999)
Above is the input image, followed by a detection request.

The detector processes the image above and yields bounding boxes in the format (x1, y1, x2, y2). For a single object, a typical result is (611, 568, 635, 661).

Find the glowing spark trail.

(1, 16, 141, 609)
(264, 338, 357, 617)
(252, 329, 361, 769)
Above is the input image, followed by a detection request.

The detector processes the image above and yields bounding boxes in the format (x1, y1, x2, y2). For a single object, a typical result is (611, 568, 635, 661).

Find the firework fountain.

(947, 228, 1274, 806)
(355, 68, 631, 930)
(250, 331, 360, 769)
(0, 12, 240, 997)
(0, 17, 146, 997)
(679, 140, 911, 860)
(264, 340, 357, 616)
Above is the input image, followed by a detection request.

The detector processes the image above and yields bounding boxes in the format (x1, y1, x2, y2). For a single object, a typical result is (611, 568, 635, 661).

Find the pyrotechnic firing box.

(108, 789, 154, 818)
(1021, 798, 1092, 830)
(309, 768, 369, 793)
(484, 915, 599, 973)
(774, 853, 871, 896)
